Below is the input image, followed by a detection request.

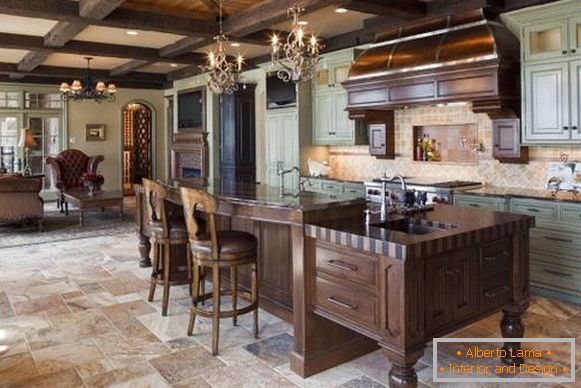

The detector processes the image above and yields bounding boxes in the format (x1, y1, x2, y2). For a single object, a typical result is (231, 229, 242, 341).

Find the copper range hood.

(343, 9, 520, 117)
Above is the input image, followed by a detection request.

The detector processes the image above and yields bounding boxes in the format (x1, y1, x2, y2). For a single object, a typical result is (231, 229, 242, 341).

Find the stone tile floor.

(0, 229, 580, 387)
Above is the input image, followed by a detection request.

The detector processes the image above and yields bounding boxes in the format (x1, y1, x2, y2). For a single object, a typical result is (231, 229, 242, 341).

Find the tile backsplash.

(328, 104, 581, 189)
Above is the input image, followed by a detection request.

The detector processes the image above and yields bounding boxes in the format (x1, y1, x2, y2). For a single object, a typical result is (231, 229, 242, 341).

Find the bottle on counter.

(416, 137, 423, 161)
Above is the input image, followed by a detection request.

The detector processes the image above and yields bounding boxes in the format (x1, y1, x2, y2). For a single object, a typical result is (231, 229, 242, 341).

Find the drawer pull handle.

(327, 296, 358, 310)
(469, 204, 480, 208)
(543, 269, 573, 277)
(544, 236, 573, 243)
(327, 260, 358, 272)
(483, 286, 508, 299)
(526, 208, 540, 213)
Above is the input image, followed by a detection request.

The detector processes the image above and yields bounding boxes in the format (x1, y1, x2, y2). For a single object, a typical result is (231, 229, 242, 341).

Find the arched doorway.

(122, 102, 152, 196)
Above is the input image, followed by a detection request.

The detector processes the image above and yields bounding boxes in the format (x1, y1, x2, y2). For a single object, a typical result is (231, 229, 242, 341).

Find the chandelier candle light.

(59, 57, 117, 103)
(270, 3, 322, 83)
(201, 0, 244, 94)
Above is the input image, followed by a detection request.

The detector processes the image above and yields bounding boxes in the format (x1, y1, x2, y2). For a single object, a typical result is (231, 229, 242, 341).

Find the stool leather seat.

(191, 231, 257, 256)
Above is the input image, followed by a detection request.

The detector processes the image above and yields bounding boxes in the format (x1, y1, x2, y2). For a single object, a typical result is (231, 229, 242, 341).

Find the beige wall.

(66, 88, 166, 191)
(329, 104, 581, 189)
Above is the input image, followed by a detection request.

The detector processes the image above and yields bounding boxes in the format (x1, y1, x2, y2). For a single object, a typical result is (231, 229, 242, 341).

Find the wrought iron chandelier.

(201, 0, 243, 95)
(270, 3, 322, 83)
(59, 57, 117, 103)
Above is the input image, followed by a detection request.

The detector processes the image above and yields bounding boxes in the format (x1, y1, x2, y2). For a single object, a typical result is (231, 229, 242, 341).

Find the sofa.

(0, 174, 44, 230)
(45, 149, 104, 211)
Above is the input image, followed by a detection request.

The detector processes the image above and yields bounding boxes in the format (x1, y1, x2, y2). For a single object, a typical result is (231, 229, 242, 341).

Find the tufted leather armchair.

(45, 149, 104, 211)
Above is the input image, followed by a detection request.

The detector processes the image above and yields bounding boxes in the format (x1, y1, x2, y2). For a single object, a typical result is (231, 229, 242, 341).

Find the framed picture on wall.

(85, 124, 106, 141)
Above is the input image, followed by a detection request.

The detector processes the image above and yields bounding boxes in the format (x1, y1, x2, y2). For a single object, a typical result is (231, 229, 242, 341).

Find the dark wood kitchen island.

(136, 181, 534, 387)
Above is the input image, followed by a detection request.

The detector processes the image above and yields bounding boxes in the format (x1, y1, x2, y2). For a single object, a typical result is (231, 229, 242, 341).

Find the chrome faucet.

(365, 179, 392, 224)
(277, 161, 300, 195)
(384, 175, 407, 191)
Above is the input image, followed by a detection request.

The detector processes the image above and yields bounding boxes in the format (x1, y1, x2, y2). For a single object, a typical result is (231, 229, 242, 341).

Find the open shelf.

(413, 124, 478, 164)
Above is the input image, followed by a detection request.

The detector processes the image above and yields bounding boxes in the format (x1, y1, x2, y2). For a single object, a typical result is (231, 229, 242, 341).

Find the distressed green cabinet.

(455, 194, 508, 212)
(265, 109, 299, 189)
(300, 177, 365, 197)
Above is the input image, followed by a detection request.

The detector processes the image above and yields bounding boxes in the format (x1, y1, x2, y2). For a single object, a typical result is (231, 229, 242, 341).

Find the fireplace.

(171, 132, 208, 184)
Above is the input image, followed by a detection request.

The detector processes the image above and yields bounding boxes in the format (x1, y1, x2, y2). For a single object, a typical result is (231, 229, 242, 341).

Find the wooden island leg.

(138, 234, 152, 267)
(382, 346, 424, 388)
(501, 304, 526, 366)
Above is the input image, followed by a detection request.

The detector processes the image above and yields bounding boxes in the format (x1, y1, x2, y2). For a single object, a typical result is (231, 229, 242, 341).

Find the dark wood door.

(493, 119, 528, 163)
(369, 124, 386, 155)
(220, 84, 256, 183)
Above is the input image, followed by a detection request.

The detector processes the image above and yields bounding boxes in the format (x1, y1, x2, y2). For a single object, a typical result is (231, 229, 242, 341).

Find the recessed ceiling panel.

(274, 6, 372, 38)
(195, 42, 270, 60)
(0, 15, 58, 36)
(43, 54, 131, 70)
(0, 48, 30, 64)
(74, 26, 186, 49)
(139, 62, 188, 74)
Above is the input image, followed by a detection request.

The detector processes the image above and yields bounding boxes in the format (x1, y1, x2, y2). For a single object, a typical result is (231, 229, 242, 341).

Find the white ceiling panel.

(43, 54, 131, 70)
(139, 62, 188, 74)
(0, 48, 31, 63)
(74, 26, 186, 48)
(0, 15, 58, 37)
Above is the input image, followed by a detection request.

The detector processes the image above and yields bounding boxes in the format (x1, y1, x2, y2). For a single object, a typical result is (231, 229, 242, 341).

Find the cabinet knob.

(562, 50, 569, 55)
(563, 126, 570, 130)
(572, 49, 577, 54)
(572, 126, 579, 130)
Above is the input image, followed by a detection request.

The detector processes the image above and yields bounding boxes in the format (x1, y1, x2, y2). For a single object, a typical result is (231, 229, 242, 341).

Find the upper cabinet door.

(312, 91, 334, 145)
(493, 119, 521, 159)
(523, 62, 570, 142)
(569, 16, 581, 57)
(570, 60, 581, 140)
(524, 20, 568, 62)
(332, 91, 354, 143)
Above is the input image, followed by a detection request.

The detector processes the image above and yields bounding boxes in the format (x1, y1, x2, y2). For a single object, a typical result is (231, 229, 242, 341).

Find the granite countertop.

(166, 179, 366, 211)
(461, 186, 581, 204)
(300, 175, 364, 184)
(306, 205, 534, 259)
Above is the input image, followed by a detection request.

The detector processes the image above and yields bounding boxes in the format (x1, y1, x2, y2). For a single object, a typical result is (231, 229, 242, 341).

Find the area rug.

(0, 201, 136, 249)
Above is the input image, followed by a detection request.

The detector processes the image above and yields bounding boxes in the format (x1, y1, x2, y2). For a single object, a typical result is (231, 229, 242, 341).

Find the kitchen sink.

(371, 218, 456, 235)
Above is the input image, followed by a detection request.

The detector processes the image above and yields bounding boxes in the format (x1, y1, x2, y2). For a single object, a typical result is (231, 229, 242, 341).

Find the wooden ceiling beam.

(17, 50, 51, 72)
(0, 0, 217, 37)
(199, 0, 220, 13)
(0, 32, 204, 65)
(343, 0, 426, 19)
(44, 21, 90, 47)
(79, 0, 126, 19)
(0, 74, 166, 89)
(110, 60, 153, 76)
(166, 65, 202, 81)
(160, 36, 209, 58)
(223, 0, 344, 37)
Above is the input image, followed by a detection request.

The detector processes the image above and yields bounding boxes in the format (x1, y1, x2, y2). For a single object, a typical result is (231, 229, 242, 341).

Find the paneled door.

(0, 114, 22, 173)
(524, 62, 570, 142)
(265, 110, 299, 189)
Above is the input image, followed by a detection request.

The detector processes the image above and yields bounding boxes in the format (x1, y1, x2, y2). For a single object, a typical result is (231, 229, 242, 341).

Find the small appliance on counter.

(307, 158, 330, 177)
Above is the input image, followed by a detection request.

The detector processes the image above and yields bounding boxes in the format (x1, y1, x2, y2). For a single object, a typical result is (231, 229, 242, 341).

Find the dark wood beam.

(110, 60, 153, 76)
(501, 0, 559, 11)
(343, 0, 426, 19)
(0, 74, 166, 89)
(44, 21, 89, 47)
(223, 0, 343, 37)
(199, 0, 220, 13)
(17, 50, 51, 72)
(79, 0, 125, 19)
(166, 65, 202, 81)
(0, 33, 204, 65)
(160, 36, 209, 58)
(0, 0, 217, 37)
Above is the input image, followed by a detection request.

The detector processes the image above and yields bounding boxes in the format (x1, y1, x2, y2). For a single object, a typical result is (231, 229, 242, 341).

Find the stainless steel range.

(364, 178, 482, 206)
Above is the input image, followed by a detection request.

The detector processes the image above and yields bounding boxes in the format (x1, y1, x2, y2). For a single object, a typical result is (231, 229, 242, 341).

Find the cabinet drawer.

(320, 181, 343, 194)
(455, 196, 498, 211)
(510, 199, 558, 221)
(315, 276, 379, 330)
(301, 178, 322, 193)
(531, 261, 581, 297)
(559, 203, 581, 225)
(480, 239, 509, 276)
(316, 242, 378, 288)
(481, 272, 510, 310)
(342, 183, 365, 197)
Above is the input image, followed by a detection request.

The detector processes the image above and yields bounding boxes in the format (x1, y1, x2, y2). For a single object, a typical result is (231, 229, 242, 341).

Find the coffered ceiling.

(0, 0, 561, 89)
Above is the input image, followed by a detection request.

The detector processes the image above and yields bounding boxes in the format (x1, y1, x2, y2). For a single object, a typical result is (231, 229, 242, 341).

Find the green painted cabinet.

(300, 177, 365, 197)
(454, 194, 508, 212)
(265, 109, 299, 189)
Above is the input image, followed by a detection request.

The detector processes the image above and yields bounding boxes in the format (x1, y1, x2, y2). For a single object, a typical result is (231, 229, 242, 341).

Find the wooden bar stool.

(180, 187, 259, 356)
(143, 178, 191, 316)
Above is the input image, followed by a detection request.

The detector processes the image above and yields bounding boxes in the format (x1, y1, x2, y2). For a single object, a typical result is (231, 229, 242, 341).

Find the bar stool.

(143, 178, 191, 316)
(180, 187, 259, 356)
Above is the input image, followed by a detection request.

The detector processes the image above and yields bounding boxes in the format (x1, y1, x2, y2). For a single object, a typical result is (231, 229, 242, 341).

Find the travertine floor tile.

(149, 346, 226, 384)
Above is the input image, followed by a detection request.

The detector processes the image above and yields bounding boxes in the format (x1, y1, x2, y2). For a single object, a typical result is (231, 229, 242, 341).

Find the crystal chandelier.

(201, 0, 243, 95)
(59, 57, 117, 103)
(270, 3, 322, 83)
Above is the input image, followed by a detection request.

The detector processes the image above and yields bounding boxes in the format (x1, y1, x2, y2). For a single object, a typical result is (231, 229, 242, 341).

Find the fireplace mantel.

(170, 131, 208, 184)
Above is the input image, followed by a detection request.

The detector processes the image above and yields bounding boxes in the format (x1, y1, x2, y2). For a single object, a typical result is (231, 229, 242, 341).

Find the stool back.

(180, 187, 219, 260)
(142, 178, 169, 238)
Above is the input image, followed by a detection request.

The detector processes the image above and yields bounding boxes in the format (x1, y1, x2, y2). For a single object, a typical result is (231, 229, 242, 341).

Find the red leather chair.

(45, 149, 104, 211)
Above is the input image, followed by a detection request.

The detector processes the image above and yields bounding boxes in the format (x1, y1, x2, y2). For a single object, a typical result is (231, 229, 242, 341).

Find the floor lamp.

(19, 128, 37, 176)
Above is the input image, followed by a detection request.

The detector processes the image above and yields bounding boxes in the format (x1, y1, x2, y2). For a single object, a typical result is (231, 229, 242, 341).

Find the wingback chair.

(45, 149, 104, 211)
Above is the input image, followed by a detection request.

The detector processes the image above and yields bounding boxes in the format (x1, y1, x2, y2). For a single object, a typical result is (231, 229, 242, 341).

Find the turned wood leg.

(212, 263, 221, 356)
(230, 267, 238, 326)
(382, 346, 424, 388)
(188, 261, 200, 336)
(138, 234, 152, 268)
(501, 307, 526, 366)
(162, 243, 171, 316)
(148, 242, 159, 302)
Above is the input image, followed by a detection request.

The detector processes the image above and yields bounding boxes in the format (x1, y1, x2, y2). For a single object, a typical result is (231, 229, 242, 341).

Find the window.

(25, 93, 62, 109)
(0, 92, 20, 108)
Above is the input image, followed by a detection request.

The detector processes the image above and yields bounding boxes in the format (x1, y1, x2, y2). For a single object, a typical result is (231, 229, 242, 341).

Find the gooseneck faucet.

(277, 161, 300, 196)
(377, 175, 407, 223)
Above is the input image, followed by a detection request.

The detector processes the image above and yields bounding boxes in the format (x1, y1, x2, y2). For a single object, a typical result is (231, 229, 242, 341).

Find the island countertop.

(306, 205, 535, 259)
(165, 179, 365, 211)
